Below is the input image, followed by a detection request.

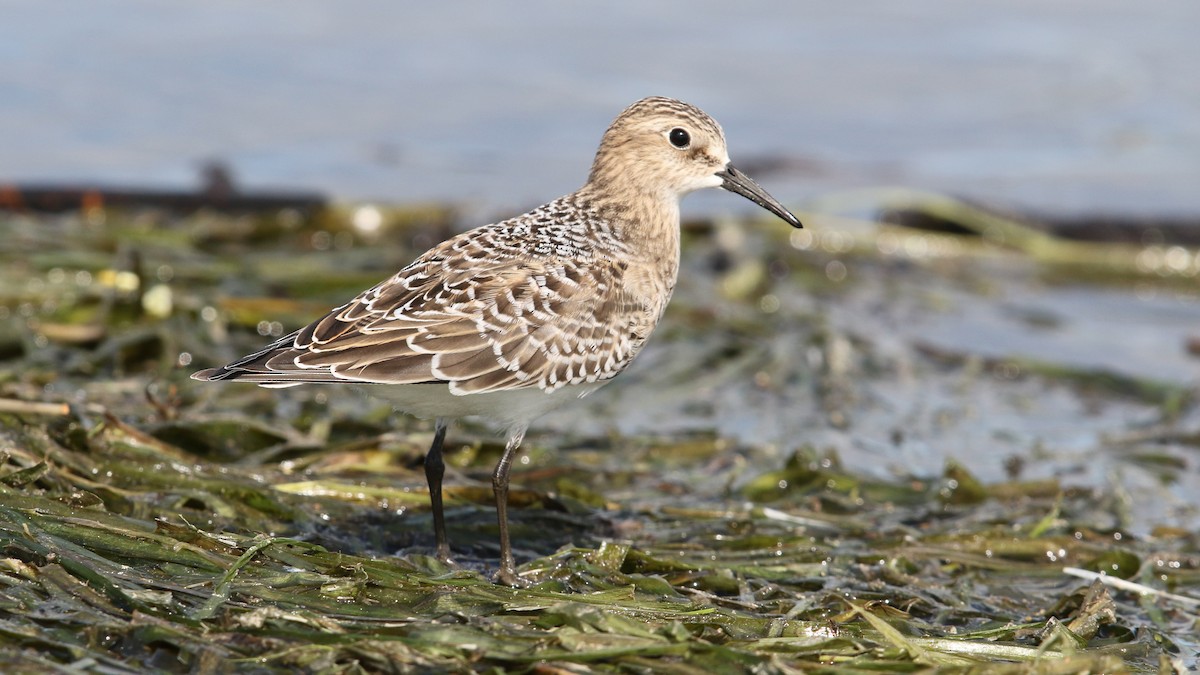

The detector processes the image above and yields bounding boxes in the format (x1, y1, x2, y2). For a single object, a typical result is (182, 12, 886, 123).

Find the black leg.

(492, 425, 526, 585)
(424, 418, 451, 561)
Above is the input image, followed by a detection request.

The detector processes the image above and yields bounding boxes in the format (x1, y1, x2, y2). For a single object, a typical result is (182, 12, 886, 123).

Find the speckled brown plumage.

(196, 193, 647, 395)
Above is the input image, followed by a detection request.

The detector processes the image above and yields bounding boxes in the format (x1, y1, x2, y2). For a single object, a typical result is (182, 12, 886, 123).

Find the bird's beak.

(716, 164, 803, 228)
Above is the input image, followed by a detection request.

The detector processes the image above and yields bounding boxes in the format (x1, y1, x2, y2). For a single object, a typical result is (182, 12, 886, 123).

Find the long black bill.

(717, 164, 803, 228)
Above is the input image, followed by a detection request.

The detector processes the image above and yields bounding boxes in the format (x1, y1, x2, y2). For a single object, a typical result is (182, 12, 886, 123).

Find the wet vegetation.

(1, 198, 1198, 672)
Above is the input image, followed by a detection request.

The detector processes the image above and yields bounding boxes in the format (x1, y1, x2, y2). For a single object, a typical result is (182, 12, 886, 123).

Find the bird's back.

(193, 192, 667, 405)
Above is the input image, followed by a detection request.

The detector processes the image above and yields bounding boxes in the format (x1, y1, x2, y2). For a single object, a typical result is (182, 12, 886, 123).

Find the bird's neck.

(577, 181, 680, 263)
(575, 182, 682, 318)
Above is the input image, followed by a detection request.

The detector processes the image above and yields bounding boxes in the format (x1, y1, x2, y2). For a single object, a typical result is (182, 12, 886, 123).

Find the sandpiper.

(193, 96, 802, 584)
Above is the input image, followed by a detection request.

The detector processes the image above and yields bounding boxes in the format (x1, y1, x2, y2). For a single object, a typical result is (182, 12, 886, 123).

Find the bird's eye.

(668, 128, 690, 149)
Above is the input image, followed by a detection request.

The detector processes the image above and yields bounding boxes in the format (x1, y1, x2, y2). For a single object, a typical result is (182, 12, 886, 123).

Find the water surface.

(2, 1, 1198, 216)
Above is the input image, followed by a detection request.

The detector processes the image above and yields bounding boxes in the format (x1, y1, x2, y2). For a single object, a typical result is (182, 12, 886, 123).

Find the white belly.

(352, 381, 606, 431)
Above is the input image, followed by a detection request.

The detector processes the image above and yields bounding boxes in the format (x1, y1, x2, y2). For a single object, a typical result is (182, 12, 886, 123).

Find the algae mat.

(0, 202, 1197, 672)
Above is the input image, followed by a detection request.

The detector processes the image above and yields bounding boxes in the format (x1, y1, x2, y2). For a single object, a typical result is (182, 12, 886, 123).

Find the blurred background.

(3, 1, 1198, 473)
(3, 0, 1199, 217)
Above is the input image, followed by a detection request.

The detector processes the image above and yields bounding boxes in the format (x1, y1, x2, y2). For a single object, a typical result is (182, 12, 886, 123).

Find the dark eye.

(668, 128, 690, 148)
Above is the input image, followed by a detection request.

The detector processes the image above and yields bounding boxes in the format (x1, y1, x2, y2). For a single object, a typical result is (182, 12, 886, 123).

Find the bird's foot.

(435, 543, 453, 564)
(493, 558, 526, 587)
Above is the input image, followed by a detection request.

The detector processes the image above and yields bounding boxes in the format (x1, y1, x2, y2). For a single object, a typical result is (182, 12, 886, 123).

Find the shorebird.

(193, 96, 802, 584)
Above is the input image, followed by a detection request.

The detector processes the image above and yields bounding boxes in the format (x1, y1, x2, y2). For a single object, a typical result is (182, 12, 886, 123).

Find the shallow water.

(3, 1, 1199, 216)
(533, 234, 1200, 536)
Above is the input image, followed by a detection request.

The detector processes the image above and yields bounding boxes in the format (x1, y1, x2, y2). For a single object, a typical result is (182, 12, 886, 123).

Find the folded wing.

(193, 252, 647, 396)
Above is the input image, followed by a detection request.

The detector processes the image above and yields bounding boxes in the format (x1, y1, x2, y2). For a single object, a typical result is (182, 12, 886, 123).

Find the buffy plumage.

(193, 97, 802, 584)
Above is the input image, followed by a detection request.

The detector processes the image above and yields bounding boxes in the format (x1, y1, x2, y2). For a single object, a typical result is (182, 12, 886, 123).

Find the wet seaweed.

(1, 204, 1197, 672)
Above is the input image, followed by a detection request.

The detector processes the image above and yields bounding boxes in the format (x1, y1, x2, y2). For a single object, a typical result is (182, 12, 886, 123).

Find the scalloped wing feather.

(195, 198, 653, 395)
